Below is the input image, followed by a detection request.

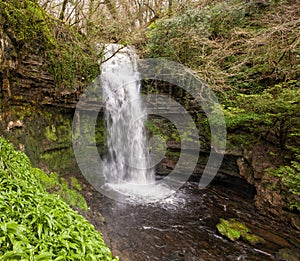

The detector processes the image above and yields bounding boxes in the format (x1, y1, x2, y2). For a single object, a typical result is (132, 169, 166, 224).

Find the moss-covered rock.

(276, 248, 300, 261)
(217, 218, 248, 241)
(0, 0, 100, 107)
(34, 169, 88, 211)
(0, 105, 77, 173)
(255, 165, 300, 227)
(216, 218, 265, 245)
(242, 233, 265, 246)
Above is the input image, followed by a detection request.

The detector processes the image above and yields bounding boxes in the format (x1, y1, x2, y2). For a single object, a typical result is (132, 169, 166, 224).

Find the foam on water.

(105, 182, 174, 203)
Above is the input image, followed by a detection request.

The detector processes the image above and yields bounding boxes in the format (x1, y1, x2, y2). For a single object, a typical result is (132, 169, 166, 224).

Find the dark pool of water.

(78, 176, 300, 261)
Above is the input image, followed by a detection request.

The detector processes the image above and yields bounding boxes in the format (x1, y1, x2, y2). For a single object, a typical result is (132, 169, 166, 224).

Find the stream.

(78, 173, 299, 261)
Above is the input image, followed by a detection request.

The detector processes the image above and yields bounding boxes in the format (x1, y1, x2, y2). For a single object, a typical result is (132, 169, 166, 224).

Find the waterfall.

(101, 44, 159, 200)
(74, 43, 222, 203)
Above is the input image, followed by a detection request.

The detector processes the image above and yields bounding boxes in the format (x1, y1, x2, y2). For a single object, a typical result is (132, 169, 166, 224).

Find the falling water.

(101, 44, 160, 200)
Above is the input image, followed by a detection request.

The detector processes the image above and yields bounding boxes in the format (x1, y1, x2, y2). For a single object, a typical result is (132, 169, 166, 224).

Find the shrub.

(224, 80, 300, 149)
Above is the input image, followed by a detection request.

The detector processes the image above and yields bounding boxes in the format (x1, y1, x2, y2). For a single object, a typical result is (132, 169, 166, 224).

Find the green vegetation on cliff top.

(145, 0, 299, 93)
(0, 0, 100, 89)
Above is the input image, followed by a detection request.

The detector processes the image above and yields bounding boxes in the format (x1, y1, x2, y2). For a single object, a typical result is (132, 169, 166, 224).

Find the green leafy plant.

(267, 160, 300, 196)
(0, 137, 118, 260)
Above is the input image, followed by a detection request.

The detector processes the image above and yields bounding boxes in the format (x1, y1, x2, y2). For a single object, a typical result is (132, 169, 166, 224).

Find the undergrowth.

(145, 0, 300, 92)
(224, 80, 300, 149)
(0, 137, 117, 260)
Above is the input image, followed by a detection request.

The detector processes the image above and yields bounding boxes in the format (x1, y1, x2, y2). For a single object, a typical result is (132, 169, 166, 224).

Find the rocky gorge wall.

(0, 18, 104, 173)
(0, 22, 102, 176)
(0, 28, 83, 108)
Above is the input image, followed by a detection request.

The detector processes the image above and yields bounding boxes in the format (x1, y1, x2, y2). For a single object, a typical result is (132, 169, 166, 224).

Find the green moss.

(58, 178, 88, 211)
(70, 176, 83, 191)
(95, 117, 107, 149)
(10, 104, 32, 120)
(216, 218, 249, 241)
(33, 168, 60, 190)
(277, 249, 300, 261)
(0, 0, 54, 46)
(1, 105, 77, 173)
(45, 125, 57, 142)
(216, 218, 265, 245)
(288, 201, 300, 212)
(226, 134, 255, 149)
(57, 124, 72, 143)
(165, 150, 180, 157)
(40, 147, 76, 173)
(242, 233, 265, 245)
(217, 223, 241, 241)
(33, 168, 88, 211)
(47, 36, 100, 89)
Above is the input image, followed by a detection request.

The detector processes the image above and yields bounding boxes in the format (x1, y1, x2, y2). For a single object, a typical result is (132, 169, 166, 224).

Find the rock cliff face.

(0, 23, 101, 166)
(0, 28, 83, 109)
(0, 27, 96, 174)
(234, 144, 299, 226)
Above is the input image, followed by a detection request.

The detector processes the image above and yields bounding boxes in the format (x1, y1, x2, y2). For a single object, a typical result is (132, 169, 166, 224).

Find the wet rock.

(246, 225, 290, 248)
(0, 27, 86, 109)
(242, 144, 279, 181)
(255, 171, 300, 228)
(237, 157, 254, 184)
(225, 147, 243, 157)
(0, 105, 77, 173)
(291, 217, 300, 231)
(276, 248, 300, 261)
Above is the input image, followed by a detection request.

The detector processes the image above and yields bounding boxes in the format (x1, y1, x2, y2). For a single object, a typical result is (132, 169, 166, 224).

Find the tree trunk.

(59, 0, 69, 21)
